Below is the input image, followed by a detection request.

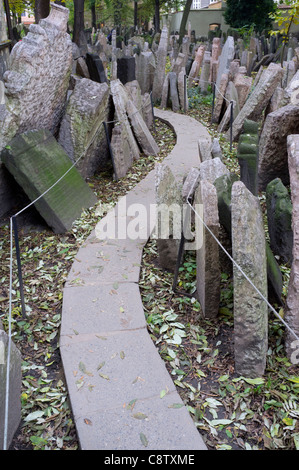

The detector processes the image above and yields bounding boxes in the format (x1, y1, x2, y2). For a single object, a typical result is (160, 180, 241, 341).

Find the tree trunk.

(179, 0, 192, 46)
(34, 0, 50, 24)
(73, 0, 85, 46)
(134, 1, 138, 31)
(91, 2, 96, 29)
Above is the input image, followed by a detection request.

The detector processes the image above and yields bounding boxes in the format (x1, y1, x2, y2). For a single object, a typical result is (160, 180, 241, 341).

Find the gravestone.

(178, 70, 188, 111)
(85, 52, 108, 83)
(258, 104, 299, 190)
(110, 79, 140, 161)
(155, 164, 182, 272)
(1, 129, 97, 233)
(266, 242, 283, 305)
(125, 99, 159, 156)
(152, 25, 169, 103)
(117, 57, 136, 85)
(58, 78, 110, 178)
(135, 51, 156, 94)
(228, 63, 284, 142)
(195, 180, 220, 318)
(237, 119, 259, 196)
(266, 178, 293, 264)
(212, 73, 229, 123)
(199, 157, 230, 184)
(231, 181, 268, 377)
(286, 135, 299, 361)
(0, 325, 22, 450)
(188, 45, 205, 86)
(198, 136, 212, 162)
(215, 36, 235, 91)
(0, 3, 73, 151)
(111, 124, 133, 179)
(199, 52, 211, 95)
(168, 72, 180, 112)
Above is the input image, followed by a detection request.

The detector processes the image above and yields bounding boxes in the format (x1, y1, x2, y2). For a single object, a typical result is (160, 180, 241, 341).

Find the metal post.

(103, 121, 118, 182)
(184, 73, 187, 113)
(11, 216, 26, 319)
(211, 82, 216, 124)
(230, 100, 234, 152)
(150, 92, 156, 133)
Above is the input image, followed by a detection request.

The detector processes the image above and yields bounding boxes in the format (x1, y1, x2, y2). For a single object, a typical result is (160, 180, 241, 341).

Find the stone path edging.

(59, 109, 210, 450)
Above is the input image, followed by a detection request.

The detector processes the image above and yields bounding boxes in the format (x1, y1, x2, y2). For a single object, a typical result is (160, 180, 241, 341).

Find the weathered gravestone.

(117, 57, 136, 85)
(155, 163, 182, 272)
(266, 178, 293, 265)
(215, 36, 235, 92)
(0, 330, 20, 449)
(1, 129, 97, 233)
(237, 119, 259, 196)
(0, 3, 73, 151)
(199, 157, 230, 184)
(231, 181, 268, 377)
(228, 63, 283, 142)
(85, 52, 108, 83)
(152, 25, 169, 103)
(194, 180, 220, 318)
(58, 78, 110, 179)
(0, 324, 22, 450)
(110, 79, 140, 161)
(285, 135, 299, 360)
(258, 104, 299, 190)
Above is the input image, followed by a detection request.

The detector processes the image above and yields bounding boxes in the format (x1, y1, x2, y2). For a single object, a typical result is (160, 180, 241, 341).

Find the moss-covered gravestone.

(266, 178, 293, 264)
(1, 129, 97, 233)
(237, 119, 259, 196)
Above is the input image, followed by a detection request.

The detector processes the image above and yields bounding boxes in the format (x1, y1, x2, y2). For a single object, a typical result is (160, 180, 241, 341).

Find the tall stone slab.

(58, 78, 110, 179)
(285, 135, 299, 360)
(188, 44, 205, 87)
(237, 119, 259, 196)
(227, 63, 284, 142)
(0, 3, 73, 151)
(155, 164, 182, 272)
(215, 36, 234, 91)
(231, 181, 268, 378)
(152, 25, 169, 103)
(110, 79, 140, 161)
(195, 180, 220, 319)
(125, 99, 159, 156)
(258, 104, 299, 190)
(0, 325, 22, 450)
(266, 178, 293, 264)
(1, 129, 97, 233)
(135, 51, 156, 95)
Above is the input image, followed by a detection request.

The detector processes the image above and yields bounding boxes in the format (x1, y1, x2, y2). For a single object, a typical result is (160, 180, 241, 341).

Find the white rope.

(187, 179, 299, 343)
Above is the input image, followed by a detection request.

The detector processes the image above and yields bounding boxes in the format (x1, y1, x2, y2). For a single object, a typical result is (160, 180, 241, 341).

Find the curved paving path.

(60, 109, 211, 450)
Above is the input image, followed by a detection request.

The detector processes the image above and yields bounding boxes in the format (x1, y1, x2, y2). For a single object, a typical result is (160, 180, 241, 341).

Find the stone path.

(60, 109, 210, 450)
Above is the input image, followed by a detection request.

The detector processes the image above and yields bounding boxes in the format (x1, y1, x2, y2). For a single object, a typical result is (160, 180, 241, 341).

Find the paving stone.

(61, 283, 147, 337)
(75, 393, 207, 450)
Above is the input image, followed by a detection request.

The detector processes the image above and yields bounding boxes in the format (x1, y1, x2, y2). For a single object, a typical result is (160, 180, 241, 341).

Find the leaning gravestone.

(0, 324, 22, 450)
(228, 63, 284, 142)
(194, 179, 220, 319)
(215, 36, 235, 91)
(231, 181, 268, 377)
(1, 129, 97, 233)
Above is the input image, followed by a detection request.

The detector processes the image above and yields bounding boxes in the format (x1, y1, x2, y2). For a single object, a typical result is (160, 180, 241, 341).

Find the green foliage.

(188, 86, 213, 109)
(224, 0, 276, 33)
(269, 0, 299, 41)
